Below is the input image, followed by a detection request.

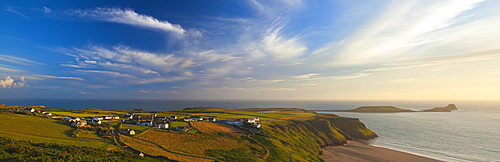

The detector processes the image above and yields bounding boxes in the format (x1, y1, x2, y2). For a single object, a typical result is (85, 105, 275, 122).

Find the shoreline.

(321, 141, 441, 162)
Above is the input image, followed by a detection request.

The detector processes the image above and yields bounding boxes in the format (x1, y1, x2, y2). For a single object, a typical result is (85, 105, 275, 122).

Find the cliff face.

(258, 114, 377, 161)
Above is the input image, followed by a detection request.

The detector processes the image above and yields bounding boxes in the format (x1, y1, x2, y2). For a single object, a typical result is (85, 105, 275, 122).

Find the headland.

(317, 104, 458, 113)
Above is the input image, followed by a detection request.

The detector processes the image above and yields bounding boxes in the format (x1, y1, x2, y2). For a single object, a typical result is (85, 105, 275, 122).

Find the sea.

(1, 99, 499, 161)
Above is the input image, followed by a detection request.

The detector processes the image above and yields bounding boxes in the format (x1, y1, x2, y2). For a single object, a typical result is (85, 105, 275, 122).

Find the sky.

(1, 0, 499, 100)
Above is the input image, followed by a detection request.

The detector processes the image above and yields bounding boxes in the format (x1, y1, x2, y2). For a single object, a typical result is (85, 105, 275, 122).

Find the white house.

(157, 122, 169, 129)
(136, 121, 153, 126)
(246, 117, 259, 123)
(87, 120, 102, 125)
(71, 120, 87, 127)
(93, 116, 104, 120)
(23, 108, 35, 112)
(112, 116, 120, 120)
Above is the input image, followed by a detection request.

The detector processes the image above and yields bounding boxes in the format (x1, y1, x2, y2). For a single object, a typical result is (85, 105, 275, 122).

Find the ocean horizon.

(1, 99, 499, 161)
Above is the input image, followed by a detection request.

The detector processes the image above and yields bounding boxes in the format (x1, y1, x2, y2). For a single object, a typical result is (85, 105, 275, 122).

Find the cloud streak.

(72, 7, 187, 36)
(317, 0, 486, 66)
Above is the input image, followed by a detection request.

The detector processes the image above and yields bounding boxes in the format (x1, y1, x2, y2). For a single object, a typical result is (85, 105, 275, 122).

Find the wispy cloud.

(5, 6, 30, 19)
(0, 55, 43, 66)
(71, 7, 187, 36)
(78, 70, 135, 78)
(316, 0, 486, 66)
(37, 75, 84, 81)
(291, 73, 321, 79)
(139, 90, 179, 94)
(0, 65, 22, 72)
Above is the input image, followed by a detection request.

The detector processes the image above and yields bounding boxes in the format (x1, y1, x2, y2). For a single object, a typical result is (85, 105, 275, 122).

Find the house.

(136, 121, 153, 126)
(122, 114, 134, 119)
(112, 116, 120, 120)
(176, 126, 191, 132)
(170, 116, 177, 120)
(93, 116, 104, 120)
(246, 117, 259, 123)
(254, 124, 262, 128)
(120, 129, 135, 135)
(43, 112, 52, 116)
(206, 118, 217, 121)
(104, 116, 113, 120)
(190, 116, 204, 121)
(71, 120, 87, 127)
(157, 122, 169, 129)
(68, 117, 81, 122)
(183, 118, 195, 122)
(137, 115, 153, 122)
(157, 116, 168, 120)
(87, 120, 102, 125)
(23, 108, 35, 112)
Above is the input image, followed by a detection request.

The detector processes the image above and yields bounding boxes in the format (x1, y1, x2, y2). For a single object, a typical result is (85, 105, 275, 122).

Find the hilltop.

(318, 104, 458, 113)
(0, 104, 377, 161)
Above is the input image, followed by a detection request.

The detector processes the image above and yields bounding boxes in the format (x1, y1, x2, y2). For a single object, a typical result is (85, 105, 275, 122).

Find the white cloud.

(78, 70, 135, 78)
(0, 76, 28, 89)
(43, 6, 51, 13)
(0, 65, 22, 72)
(0, 55, 43, 66)
(139, 90, 179, 94)
(37, 75, 84, 81)
(73, 8, 187, 36)
(291, 73, 321, 79)
(136, 77, 188, 84)
(317, 0, 486, 66)
(5, 6, 30, 19)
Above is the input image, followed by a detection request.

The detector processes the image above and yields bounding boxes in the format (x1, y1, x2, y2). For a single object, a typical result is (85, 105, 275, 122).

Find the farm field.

(120, 124, 151, 134)
(0, 113, 114, 149)
(190, 121, 246, 134)
(138, 130, 266, 161)
(119, 134, 212, 162)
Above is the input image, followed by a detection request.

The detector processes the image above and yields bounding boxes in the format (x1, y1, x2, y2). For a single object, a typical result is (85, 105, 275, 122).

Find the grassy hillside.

(1, 105, 378, 161)
(0, 113, 114, 149)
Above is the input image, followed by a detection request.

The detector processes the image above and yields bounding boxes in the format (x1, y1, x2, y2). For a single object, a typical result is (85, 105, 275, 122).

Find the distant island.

(317, 104, 458, 113)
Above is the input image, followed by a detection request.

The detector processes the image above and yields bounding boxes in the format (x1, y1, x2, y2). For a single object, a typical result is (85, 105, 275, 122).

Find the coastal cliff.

(259, 113, 377, 161)
(0, 105, 377, 162)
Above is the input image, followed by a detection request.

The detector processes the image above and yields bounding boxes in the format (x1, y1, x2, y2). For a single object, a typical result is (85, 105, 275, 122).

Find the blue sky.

(1, 0, 500, 100)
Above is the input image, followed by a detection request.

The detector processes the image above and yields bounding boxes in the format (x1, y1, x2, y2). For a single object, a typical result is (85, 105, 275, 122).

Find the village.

(0, 104, 262, 138)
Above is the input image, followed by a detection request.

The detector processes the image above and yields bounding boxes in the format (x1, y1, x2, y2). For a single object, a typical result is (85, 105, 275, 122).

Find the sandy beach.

(321, 141, 440, 162)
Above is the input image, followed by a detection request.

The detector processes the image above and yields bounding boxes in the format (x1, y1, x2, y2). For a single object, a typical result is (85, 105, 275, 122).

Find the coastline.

(321, 141, 441, 162)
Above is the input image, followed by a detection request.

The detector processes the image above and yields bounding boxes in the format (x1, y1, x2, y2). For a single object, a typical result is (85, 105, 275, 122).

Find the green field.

(170, 121, 189, 127)
(120, 124, 151, 134)
(0, 113, 114, 149)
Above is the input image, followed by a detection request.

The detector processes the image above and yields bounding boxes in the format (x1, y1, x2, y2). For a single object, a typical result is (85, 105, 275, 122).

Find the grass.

(138, 130, 266, 159)
(120, 124, 151, 134)
(119, 134, 212, 162)
(0, 113, 115, 149)
(170, 121, 189, 128)
(76, 130, 101, 139)
(190, 121, 246, 134)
